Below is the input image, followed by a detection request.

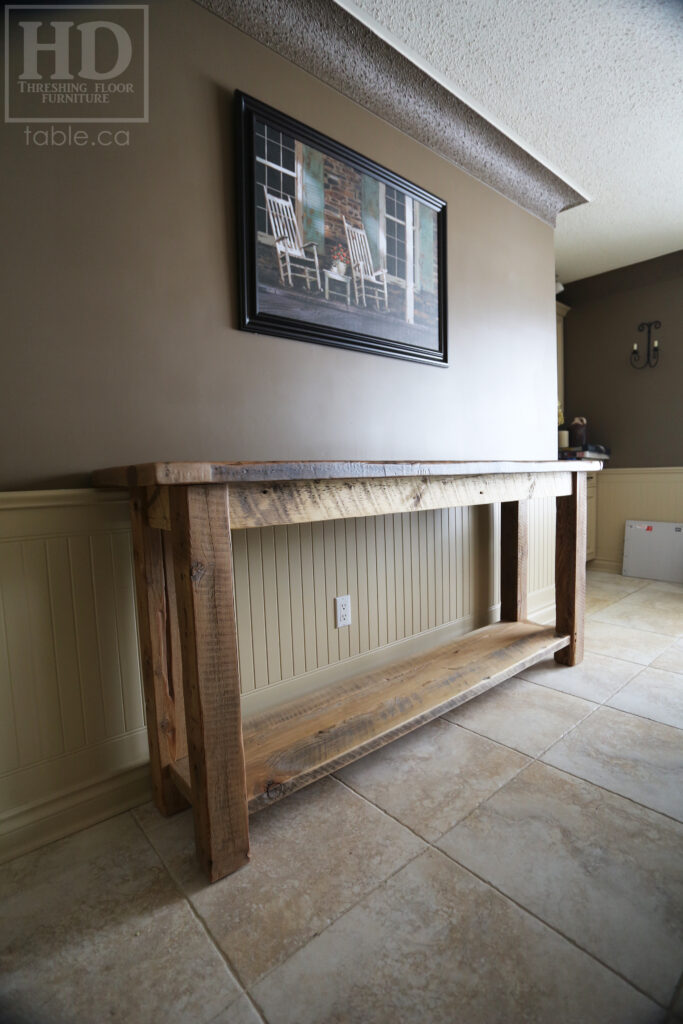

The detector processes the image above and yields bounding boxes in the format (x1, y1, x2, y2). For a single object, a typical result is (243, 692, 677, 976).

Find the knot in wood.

(190, 561, 206, 583)
(265, 780, 284, 800)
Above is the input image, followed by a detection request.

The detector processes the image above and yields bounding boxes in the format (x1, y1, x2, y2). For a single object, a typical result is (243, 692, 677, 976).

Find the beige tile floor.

(1, 571, 682, 1024)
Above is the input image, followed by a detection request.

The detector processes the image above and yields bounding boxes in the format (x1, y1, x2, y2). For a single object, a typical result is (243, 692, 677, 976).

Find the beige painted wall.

(1, 0, 557, 491)
(592, 468, 683, 573)
(563, 255, 683, 469)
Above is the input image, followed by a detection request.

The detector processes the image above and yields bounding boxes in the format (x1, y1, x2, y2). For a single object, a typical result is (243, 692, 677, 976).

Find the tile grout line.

(134, 789, 427, 1012)
(334, 687, 681, 1006)
(444, 685, 601, 758)
(432, 699, 603, 834)
(603, 705, 683, 732)
(667, 966, 683, 1017)
(236, 765, 434, 996)
(591, 619, 683, 640)
(601, 663, 683, 730)
(516, 661, 683, 730)
(583, 643, 678, 668)
(242, 845, 428, 997)
(447, 684, 683, 827)
(333, 771, 447, 847)
(531, 757, 683, 827)
(433, 841, 671, 1011)
(334, 722, 536, 843)
(308, 763, 670, 1012)
(129, 811, 267, 1024)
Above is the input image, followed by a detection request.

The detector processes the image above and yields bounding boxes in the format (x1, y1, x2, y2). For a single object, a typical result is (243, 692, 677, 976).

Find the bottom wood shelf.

(169, 621, 568, 813)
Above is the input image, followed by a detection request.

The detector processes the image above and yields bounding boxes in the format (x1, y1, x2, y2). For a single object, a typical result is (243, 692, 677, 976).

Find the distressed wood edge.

(227, 472, 573, 528)
(170, 484, 251, 881)
(192, 0, 586, 225)
(500, 499, 529, 622)
(554, 473, 587, 666)
(169, 631, 570, 815)
(168, 760, 192, 804)
(146, 486, 171, 531)
(93, 460, 603, 488)
(168, 625, 569, 816)
(129, 490, 189, 816)
(246, 629, 570, 812)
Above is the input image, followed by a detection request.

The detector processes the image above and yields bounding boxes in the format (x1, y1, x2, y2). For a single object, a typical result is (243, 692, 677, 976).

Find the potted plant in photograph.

(330, 243, 349, 276)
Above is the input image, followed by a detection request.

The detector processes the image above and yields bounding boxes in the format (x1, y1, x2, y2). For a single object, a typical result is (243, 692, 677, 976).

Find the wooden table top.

(93, 459, 602, 488)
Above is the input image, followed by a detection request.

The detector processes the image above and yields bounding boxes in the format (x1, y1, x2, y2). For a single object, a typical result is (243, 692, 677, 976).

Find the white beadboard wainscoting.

(593, 468, 683, 573)
(0, 489, 557, 862)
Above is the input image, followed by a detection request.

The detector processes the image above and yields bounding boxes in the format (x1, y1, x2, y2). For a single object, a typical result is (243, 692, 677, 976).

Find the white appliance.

(622, 520, 683, 583)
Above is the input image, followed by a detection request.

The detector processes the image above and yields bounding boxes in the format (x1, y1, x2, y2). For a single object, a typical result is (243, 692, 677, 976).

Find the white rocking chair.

(343, 217, 388, 310)
(264, 190, 321, 291)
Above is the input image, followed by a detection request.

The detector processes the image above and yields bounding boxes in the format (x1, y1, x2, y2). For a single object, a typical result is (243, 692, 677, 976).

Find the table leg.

(129, 489, 188, 816)
(555, 473, 587, 666)
(170, 484, 250, 881)
(500, 500, 529, 621)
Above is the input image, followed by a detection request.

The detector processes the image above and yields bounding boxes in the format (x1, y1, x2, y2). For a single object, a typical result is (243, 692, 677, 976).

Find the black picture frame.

(236, 92, 448, 366)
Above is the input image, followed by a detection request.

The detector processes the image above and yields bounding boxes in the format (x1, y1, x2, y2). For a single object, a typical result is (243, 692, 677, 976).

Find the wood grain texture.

(227, 473, 573, 529)
(129, 489, 188, 815)
(500, 500, 529, 621)
(555, 473, 587, 666)
(169, 622, 568, 815)
(170, 484, 250, 881)
(168, 757, 192, 804)
(145, 486, 171, 531)
(235, 621, 569, 810)
(93, 459, 602, 489)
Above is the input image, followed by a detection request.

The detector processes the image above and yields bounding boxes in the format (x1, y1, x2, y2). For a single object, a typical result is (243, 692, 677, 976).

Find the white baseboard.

(590, 558, 621, 574)
(527, 584, 556, 625)
(0, 764, 152, 866)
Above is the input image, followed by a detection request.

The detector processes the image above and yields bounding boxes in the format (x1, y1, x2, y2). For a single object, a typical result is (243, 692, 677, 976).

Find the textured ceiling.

(332, 0, 683, 283)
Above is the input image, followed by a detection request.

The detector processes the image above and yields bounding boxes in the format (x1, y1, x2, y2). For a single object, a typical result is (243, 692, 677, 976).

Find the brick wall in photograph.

(322, 156, 363, 269)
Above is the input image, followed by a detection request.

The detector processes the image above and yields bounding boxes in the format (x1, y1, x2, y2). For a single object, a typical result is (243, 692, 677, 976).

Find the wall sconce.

(630, 320, 661, 369)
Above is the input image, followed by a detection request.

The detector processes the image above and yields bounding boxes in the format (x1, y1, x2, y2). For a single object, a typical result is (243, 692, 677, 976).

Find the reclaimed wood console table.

(93, 460, 600, 882)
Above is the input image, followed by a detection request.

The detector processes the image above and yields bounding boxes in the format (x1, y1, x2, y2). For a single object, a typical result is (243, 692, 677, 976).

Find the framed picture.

(236, 92, 447, 365)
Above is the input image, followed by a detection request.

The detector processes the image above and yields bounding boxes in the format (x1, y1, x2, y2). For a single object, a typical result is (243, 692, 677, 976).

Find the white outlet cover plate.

(335, 594, 352, 628)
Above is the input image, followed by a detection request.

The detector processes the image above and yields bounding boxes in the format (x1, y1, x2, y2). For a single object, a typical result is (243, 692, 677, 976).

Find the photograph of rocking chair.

(343, 217, 389, 310)
(240, 93, 445, 362)
(264, 189, 322, 291)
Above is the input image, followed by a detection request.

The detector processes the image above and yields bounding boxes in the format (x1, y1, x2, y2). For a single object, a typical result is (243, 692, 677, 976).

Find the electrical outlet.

(334, 594, 352, 628)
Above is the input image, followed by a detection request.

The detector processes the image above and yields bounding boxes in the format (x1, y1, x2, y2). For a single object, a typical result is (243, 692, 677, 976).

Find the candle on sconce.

(632, 343, 638, 352)
(654, 339, 659, 349)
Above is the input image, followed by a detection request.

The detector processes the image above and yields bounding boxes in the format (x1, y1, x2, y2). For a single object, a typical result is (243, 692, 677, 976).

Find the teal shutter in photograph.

(417, 203, 436, 294)
(361, 176, 381, 268)
(302, 146, 325, 252)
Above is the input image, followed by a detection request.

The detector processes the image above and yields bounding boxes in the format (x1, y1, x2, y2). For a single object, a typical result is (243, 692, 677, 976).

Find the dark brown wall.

(563, 252, 683, 469)
(1, 0, 557, 490)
